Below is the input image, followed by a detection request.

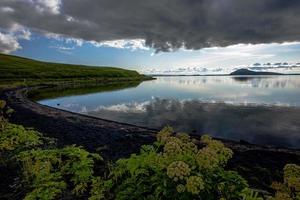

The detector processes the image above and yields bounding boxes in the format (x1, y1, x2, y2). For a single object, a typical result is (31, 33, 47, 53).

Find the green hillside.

(0, 54, 150, 87)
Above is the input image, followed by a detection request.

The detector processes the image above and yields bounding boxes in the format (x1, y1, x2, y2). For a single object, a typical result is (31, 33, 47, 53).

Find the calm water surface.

(38, 76, 300, 148)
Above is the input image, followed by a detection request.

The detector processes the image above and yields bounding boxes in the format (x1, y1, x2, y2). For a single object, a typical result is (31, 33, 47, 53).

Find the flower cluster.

(157, 126, 173, 144)
(167, 161, 191, 182)
(163, 138, 182, 155)
(176, 133, 198, 153)
(163, 133, 197, 156)
(186, 176, 204, 194)
(176, 132, 191, 143)
(176, 184, 185, 193)
(196, 147, 219, 169)
(196, 135, 233, 169)
(180, 140, 198, 153)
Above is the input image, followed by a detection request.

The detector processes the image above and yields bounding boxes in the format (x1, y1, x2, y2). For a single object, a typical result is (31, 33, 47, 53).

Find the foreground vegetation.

(0, 100, 299, 199)
(0, 54, 151, 89)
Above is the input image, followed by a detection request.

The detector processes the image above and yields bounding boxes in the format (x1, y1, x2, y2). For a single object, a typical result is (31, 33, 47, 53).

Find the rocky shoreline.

(1, 86, 300, 190)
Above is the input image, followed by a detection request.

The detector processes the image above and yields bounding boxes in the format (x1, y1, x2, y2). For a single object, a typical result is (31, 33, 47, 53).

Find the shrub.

(89, 126, 262, 200)
(268, 164, 300, 200)
(0, 120, 45, 164)
(0, 100, 14, 120)
(0, 122, 43, 152)
(0, 102, 102, 199)
(0, 99, 51, 160)
(18, 146, 102, 200)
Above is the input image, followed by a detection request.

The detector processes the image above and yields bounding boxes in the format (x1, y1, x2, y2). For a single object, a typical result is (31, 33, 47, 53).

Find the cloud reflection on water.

(89, 98, 300, 148)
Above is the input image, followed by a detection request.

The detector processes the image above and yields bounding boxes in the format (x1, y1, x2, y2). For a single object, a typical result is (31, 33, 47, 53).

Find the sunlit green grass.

(0, 54, 151, 89)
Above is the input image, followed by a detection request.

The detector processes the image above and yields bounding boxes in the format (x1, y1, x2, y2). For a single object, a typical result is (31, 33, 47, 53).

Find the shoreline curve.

(2, 86, 300, 156)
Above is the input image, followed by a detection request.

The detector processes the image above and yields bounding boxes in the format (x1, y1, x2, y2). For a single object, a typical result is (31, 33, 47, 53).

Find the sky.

(1, 0, 300, 74)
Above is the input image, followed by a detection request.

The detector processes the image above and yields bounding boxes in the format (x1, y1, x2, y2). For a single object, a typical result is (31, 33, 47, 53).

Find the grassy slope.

(0, 54, 150, 88)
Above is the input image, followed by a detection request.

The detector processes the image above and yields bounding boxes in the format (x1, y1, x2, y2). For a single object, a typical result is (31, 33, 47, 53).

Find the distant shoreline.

(146, 73, 300, 77)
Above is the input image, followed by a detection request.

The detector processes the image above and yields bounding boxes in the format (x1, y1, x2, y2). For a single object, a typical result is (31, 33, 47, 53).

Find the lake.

(37, 75, 300, 148)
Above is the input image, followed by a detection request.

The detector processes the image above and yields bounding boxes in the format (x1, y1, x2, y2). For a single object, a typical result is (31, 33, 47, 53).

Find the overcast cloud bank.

(1, 0, 300, 53)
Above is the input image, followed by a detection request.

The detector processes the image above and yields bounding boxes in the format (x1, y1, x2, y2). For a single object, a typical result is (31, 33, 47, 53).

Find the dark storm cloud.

(1, 0, 300, 52)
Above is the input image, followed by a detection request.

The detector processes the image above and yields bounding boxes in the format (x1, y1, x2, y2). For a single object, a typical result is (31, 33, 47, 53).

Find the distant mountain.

(230, 68, 282, 76)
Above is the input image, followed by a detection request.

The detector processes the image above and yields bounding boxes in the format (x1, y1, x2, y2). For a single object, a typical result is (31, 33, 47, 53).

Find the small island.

(230, 68, 283, 76)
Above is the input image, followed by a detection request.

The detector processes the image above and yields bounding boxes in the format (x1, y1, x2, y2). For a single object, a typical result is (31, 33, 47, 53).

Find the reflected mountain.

(231, 76, 257, 82)
(229, 76, 300, 89)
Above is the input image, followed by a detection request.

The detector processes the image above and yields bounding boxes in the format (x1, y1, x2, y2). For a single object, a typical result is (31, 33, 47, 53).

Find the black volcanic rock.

(230, 68, 282, 75)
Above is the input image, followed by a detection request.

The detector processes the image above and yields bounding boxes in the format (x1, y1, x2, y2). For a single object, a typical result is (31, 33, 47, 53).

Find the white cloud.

(66, 38, 83, 47)
(94, 101, 149, 113)
(0, 24, 31, 53)
(47, 33, 84, 46)
(50, 45, 74, 54)
(0, 6, 14, 13)
(46, 34, 149, 52)
(141, 42, 300, 75)
(0, 32, 21, 53)
(27, 0, 61, 14)
(143, 42, 300, 71)
(9, 24, 31, 40)
(90, 39, 149, 51)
